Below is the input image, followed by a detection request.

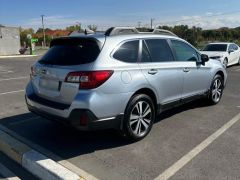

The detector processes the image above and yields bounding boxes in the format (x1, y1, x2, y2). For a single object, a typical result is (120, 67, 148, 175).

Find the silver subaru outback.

(25, 27, 227, 141)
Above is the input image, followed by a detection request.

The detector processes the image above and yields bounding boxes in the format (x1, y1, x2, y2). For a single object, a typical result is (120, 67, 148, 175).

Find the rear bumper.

(26, 101, 123, 131)
(25, 79, 126, 130)
(26, 95, 124, 131)
(25, 82, 124, 130)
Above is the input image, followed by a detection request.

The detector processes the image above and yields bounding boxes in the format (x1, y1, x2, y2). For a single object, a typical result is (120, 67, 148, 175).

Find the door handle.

(183, 67, 190, 73)
(148, 69, 158, 75)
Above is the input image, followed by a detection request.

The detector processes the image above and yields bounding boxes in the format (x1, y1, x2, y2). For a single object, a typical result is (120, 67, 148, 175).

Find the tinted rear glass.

(145, 39, 174, 62)
(113, 40, 139, 63)
(39, 38, 101, 66)
(203, 44, 227, 52)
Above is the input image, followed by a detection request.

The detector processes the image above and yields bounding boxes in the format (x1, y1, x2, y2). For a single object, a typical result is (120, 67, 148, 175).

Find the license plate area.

(39, 78, 60, 91)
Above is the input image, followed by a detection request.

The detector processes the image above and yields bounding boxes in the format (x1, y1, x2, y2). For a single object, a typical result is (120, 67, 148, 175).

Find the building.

(0, 25, 20, 55)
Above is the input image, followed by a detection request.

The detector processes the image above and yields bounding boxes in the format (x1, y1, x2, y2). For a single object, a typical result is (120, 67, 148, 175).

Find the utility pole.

(41, 15, 46, 47)
(150, 18, 155, 29)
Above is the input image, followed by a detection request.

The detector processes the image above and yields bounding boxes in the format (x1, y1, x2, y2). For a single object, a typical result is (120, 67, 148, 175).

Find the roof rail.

(104, 27, 177, 37)
(105, 27, 139, 36)
(153, 29, 177, 37)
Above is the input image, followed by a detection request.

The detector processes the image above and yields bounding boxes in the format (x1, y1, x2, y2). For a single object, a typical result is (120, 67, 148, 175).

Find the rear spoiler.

(50, 37, 103, 49)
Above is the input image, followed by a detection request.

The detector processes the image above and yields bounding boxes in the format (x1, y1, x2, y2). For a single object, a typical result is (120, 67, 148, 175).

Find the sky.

(1, 0, 240, 30)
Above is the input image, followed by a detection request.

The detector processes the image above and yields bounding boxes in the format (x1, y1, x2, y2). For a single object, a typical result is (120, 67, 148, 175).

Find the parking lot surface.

(0, 57, 240, 180)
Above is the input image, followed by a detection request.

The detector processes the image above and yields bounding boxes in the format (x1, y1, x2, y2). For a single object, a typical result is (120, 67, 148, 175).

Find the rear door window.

(113, 40, 139, 63)
(144, 39, 174, 62)
(39, 38, 101, 66)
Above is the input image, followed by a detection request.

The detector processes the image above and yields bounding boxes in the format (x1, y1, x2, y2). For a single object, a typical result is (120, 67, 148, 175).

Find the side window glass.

(113, 40, 139, 63)
(229, 44, 235, 51)
(228, 45, 231, 51)
(145, 39, 174, 62)
(171, 40, 198, 62)
(233, 44, 238, 51)
(141, 41, 151, 62)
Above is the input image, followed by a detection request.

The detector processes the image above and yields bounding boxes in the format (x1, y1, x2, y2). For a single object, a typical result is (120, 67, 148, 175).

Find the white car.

(201, 43, 240, 67)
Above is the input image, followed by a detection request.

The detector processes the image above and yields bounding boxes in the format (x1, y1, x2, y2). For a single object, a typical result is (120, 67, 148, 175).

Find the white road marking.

(0, 55, 39, 58)
(155, 112, 240, 180)
(237, 106, 240, 108)
(22, 150, 80, 180)
(9, 117, 41, 126)
(0, 76, 28, 82)
(0, 90, 24, 96)
(0, 163, 20, 180)
(0, 71, 14, 74)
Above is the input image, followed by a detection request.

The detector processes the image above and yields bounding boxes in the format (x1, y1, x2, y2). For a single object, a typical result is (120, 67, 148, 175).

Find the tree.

(18, 24, 240, 49)
(66, 25, 81, 32)
(87, 25, 97, 32)
(19, 27, 35, 46)
(36, 28, 43, 34)
(36, 28, 52, 34)
(37, 35, 52, 46)
(158, 25, 173, 31)
(137, 27, 152, 32)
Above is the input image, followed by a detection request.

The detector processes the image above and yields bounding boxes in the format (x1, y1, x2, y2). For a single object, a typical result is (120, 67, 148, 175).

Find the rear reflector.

(65, 70, 113, 89)
(79, 114, 88, 126)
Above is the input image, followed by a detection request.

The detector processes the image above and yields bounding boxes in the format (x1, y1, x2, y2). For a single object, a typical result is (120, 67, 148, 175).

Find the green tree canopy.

(19, 27, 35, 46)
(87, 25, 97, 32)
(66, 25, 82, 32)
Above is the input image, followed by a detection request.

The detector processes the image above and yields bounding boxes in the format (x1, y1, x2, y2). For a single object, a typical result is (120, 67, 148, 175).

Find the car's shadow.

(0, 99, 210, 159)
(155, 99, 210, 123)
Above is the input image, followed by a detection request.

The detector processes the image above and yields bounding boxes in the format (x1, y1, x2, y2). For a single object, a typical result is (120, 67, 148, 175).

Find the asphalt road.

(0, 56, 240, 180)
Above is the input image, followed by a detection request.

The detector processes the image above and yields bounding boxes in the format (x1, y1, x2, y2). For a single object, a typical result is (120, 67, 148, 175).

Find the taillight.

(65, 70, 113, 89)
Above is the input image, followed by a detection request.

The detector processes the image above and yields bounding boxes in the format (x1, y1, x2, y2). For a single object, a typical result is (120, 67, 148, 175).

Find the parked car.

(201, 42, 240, 68)
(25, 27, 227, 141)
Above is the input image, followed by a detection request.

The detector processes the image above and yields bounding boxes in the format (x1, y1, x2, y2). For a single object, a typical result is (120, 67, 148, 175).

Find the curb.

(0, 55, 40, 58)
(0, 128, 84, 180)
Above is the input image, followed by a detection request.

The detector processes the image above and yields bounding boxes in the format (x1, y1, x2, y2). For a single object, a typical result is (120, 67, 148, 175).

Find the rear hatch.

(31, 37, 103, 105)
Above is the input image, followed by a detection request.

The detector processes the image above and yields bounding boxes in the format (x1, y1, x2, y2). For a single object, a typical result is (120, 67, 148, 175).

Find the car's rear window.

(113, 40, 139, 63)
(39, 38, 101, 66)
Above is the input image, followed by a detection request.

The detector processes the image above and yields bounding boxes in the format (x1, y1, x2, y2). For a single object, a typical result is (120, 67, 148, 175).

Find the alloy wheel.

(129, 101, 153, 136)
(212, 79, 222, 103)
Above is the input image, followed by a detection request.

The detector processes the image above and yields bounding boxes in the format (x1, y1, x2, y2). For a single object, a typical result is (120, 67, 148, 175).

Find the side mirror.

(201, 54, 209, 65)
(228, 49, 234, 54)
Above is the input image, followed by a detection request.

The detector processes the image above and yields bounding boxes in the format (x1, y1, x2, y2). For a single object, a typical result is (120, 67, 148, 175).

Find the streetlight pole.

(41, 15, 46, 47)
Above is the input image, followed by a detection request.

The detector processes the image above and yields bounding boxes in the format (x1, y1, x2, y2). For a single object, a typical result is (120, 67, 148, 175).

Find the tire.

(238, 57, 240, 65)
(207, 74, 224, 105)
(223, 58, 228, 68)
(121, 94, 155, 141)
